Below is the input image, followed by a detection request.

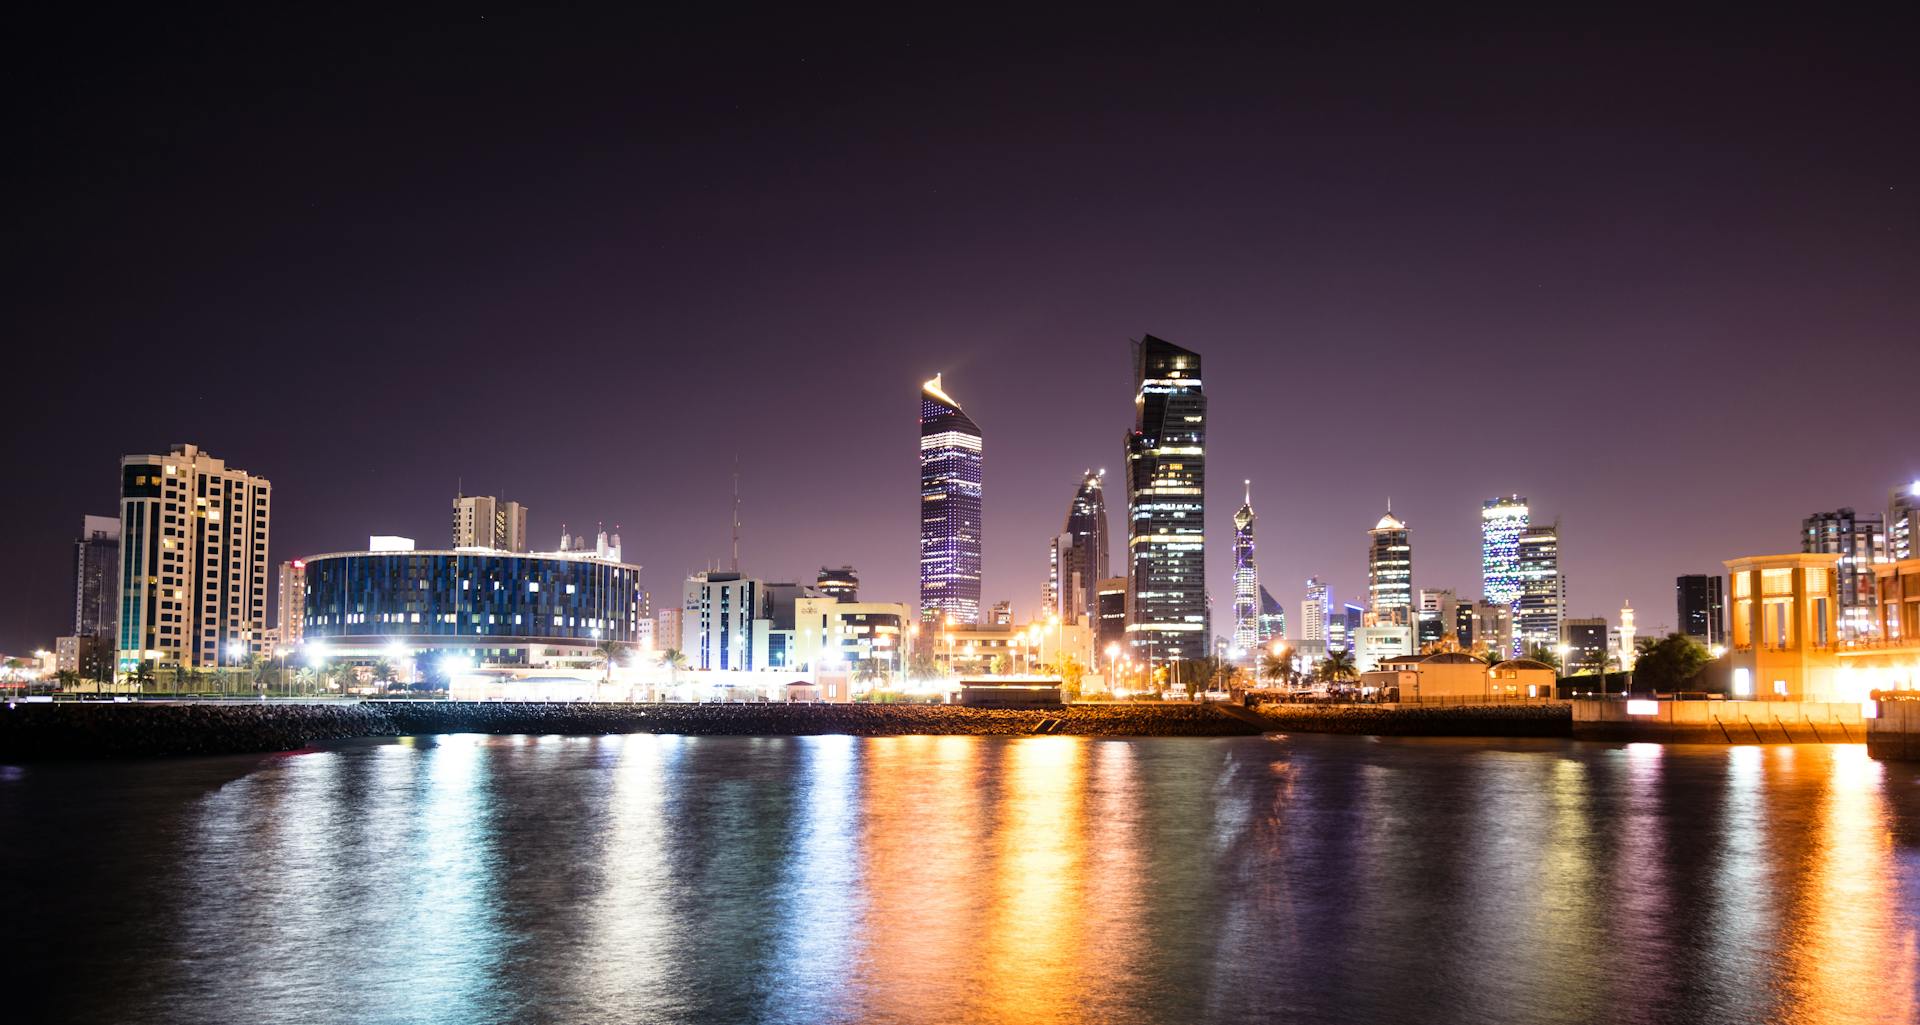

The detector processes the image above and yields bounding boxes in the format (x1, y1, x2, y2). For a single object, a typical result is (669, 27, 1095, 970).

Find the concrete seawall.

(1867, 698, 1920, 760)
(1252, 702, 1572, 737)
(1570, 699, 1866, 744)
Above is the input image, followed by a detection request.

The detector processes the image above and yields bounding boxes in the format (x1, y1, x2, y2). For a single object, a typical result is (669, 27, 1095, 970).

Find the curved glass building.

(302, 548, 645, 664)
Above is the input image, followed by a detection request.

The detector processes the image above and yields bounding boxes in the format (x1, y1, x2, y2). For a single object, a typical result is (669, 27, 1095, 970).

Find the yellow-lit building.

(1834, 558, 1920, 695)
(1360, 651, 1556, 702)
(1723, 553, 1847, 701)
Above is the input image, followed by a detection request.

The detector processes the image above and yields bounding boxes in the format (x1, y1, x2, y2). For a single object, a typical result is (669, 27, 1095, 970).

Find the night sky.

(7, 8, 1917, 653)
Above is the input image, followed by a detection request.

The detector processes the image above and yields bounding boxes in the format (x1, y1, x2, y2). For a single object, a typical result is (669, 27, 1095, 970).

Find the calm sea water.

(4, 734, 1920, 1025)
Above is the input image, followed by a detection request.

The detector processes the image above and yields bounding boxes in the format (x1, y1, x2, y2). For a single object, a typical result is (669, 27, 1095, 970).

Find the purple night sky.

(5, 8, 1916, 652)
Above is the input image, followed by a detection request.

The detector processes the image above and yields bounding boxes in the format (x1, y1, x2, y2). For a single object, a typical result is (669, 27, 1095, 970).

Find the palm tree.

(373, 658, 399, 693)
(1259, 651, 1289, 687)
(659, 648, 688, 698)
(55, 669, 82, 691)
(294, 667, 317, 698)
(134, 659, 157, 694)
(1317, 649, 1358, 685)
(592, 639, 626, 701)
(1525, 644, 1562, 672)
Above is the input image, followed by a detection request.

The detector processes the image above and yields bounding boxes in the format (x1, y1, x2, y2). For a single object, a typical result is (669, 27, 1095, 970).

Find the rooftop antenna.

(1244, 479, 1251, 505)
(730, 455, 741, 572)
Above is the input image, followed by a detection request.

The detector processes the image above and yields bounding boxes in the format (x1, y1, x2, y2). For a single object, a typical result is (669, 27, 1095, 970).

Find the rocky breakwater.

(1253, 702, 1573, 737)
(0, 701, 394, 760)
(0, 700, 1267, 760)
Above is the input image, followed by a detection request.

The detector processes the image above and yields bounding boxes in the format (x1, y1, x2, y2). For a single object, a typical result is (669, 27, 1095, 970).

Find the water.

(4, 734, 1920, 1025)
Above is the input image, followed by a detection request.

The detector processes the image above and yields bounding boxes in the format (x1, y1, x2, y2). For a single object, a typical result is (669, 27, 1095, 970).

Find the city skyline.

(6, 10, 1918, 653)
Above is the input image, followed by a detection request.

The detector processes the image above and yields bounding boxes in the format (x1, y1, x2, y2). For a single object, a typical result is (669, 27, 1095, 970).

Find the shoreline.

(0, 700, 1577, 760)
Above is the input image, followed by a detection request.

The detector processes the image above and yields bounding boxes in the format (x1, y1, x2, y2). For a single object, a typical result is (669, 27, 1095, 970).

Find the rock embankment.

(1252, 702, 1572, 737)
(0, 701, 1263, 759)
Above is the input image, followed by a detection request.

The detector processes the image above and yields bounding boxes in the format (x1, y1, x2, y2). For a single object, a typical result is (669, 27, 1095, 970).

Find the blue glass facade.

(303, 551, 644, 651)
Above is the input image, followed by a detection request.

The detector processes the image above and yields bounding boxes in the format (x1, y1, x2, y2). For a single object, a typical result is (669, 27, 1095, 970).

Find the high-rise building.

(1482, 495, 1528, 607)
(1562, 617, 1608, 676)
(1231, 481, 1260, 653)
(1675, 574, 1725, 648)
(1301, 577, 1330, 642)
(1125, 334, 1207, 666)
(657, 607, 685, 654)
(1046, 470, 1110, 625)
(989, 600, 1013, 627)
(1802, 508, 1887, 639)
(1515, 524, 1563, 655)
(1257, 585, 1287, 642)
(919, 374, 983, 625)
(117, 444, 271, 671)
(817, 566, 859, 603)
(1890, 481, 1920, 562)
(73, 514, 120, 642)
(1366, 506, 1412, 625)
(1470, 601, 1514, 657)
(276, 559, 306, 649)
(452, 494, 529, 552)
(1096, 577, 1129, 665)
(682, 571, 768, 671)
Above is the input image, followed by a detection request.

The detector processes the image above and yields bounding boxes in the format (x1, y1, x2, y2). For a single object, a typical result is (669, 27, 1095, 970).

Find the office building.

(1562, 617, 1607, 675)
(919, 374, 983, 625)
(1891, 481, 1920, 562)
(989, 600, 1013, 627)
(817, 566, 859, 603)
(1417, 588, 1460, 649)
(790, 597, 911, 673)
(1676, 574, 1725, 648)
(1801, 508, 1886, 639)
(73, 514, 120, 643)
(305, 538, 643, 667)
(1048, 470, 1110, 624)
(116, 444, 271, 671)
(276, 559, 306, 648)
(1096, 577, 1128, 665)
(1515, 524, 1563, 655)
(657, 607, 684, 654)
(1231, 481, 1260, 653)
(1257, 585, 1287, 643)
(1471, 600, 1515, 658)
(1124, 334, 1208, 667)
(1366, 507, 1412, 625)
(1482, 495, 1528, 607)
(452, 494, 529, 553)
(682, 572, 769, 671)
(1300, 577, 1330, 642)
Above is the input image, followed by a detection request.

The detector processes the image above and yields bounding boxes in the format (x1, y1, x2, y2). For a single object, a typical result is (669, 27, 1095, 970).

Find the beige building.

(1723, 553, 1844, 701)
(1363, 651, 1557, 702)
(117, 444, 271, 672)
(452, 494, 528, 552)
(276, 559, 306, 648)
(1832, 558, 1920, 695)
(932, 618, 1094, 677)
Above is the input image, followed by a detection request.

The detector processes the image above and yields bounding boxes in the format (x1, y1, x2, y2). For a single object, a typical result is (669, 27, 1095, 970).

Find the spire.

(1245, 479, 1252, 506)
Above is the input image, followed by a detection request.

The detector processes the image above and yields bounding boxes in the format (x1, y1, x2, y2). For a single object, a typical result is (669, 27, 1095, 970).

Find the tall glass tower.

(1050, 470, 1110, 624)
(1232, 481, 1260, 654)
(1125, 335, 1207, 667)
(1367, 506, 1412, 625)
(919, 374, 982, 625)
(1482, 495, 1529, 607)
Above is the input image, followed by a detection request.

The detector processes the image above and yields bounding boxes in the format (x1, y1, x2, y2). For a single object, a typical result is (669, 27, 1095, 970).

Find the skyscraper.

(1231, 481, 1259, 653)
(1053, 470, 1110, 624)
(1125, 335, 1207, 666)
(1801, 507, 1886, 639)
(1676, 574, 1725, 647)
(1301, 577, 1330, 642)
(1515, 523, 1563, 655)
(117, 444, 271, 671)
(73, 514, 120, 642)
(919, 374, 983, 625)
(1367, 506, 1412, 625)
(276, 559, 306, 648)
(1257, 586, 1287, 642)
(1892, 481, 1920, 562)
(453, 494, 529, 552)
(1482, 495, 1528, 607)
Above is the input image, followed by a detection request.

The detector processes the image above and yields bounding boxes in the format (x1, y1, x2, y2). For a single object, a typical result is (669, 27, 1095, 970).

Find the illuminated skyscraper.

(1258, 586, 1287, 642)
(1801, 507, 1886, 639)
(1366, 505, 1412, 625)
(919, 374, 983, 625)
(1231, 481, 1259, 653)
(1515, 523, 1563, 654)
(1482, 495, 1528, 607)
(1125, 335, 1207, 666)
(1048, 470, 1110, 624)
